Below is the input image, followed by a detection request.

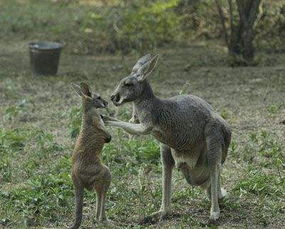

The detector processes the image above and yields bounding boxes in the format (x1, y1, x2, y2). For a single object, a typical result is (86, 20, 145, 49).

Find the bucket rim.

(29, 41, 64, 50)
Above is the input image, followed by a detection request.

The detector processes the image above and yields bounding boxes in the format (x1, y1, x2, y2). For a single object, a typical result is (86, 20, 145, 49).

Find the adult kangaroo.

(105, 54, 232, 221)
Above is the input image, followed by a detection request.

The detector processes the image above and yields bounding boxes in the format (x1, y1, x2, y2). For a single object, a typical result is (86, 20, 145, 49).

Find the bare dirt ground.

(0, 40, 284, 228)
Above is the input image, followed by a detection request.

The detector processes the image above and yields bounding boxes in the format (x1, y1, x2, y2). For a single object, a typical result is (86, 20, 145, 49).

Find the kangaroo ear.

(132, 54, 152, 74)
(80, 82, 92, 97)
(71, 83, 83, 97)
(137, 54, 159, 82)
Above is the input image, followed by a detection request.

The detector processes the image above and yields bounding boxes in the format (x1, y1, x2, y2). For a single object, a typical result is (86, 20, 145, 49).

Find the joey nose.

(110, 94, 115, 101)
(105, 135, 112, 143)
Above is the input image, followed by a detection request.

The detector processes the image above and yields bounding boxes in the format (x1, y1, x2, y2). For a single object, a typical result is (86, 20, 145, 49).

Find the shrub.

(115, 0, 181, 53)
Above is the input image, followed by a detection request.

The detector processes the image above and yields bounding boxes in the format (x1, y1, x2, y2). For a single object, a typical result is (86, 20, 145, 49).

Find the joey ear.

(137, 54, 159, 82)
(71, 83, 83, 97)
(80, 82, 92, 97)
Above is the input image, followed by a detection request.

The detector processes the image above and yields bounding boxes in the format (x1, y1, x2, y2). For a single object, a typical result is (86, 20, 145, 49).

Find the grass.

(1, 1, 285, 229)
(0, 44, 285, 228)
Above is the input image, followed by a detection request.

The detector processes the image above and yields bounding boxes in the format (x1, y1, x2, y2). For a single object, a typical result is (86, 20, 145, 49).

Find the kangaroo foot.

(99, 219, 114, 227)
(140, 210, 170, 224)
(209, 209, 220, 222)
(94, 218, 114, 227)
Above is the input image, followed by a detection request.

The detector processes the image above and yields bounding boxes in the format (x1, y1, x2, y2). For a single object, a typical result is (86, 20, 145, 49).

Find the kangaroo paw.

(219, 188, 228, 200)
(129, 116, 139, 123)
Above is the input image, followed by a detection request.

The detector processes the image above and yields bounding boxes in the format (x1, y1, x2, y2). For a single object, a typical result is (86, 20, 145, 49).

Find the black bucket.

(29, 41, 64, 75)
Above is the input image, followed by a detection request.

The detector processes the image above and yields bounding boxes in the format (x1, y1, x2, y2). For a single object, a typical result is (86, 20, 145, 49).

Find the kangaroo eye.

(97, 96, 101, 99)
(124, 81, 133, 86)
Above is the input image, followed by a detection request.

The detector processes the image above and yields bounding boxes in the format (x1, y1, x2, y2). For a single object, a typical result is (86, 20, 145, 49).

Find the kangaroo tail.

(70, 186, 84, 229)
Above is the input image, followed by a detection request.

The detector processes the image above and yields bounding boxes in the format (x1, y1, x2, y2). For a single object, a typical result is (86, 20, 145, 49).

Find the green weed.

(67, 106, 82, 139)
(234, 168, 283, 197)
(267, 104, 282, 114)
(240, 131, 284, 170)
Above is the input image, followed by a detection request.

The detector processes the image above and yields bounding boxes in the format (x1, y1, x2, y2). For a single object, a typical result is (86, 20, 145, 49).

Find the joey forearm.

(96, 118, 112, 143)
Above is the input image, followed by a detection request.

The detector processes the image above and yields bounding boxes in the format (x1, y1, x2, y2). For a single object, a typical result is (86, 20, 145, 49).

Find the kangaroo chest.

(152, 126, 206, 169)
(152, 125, 204, 150)
(152, 127, 188, 149)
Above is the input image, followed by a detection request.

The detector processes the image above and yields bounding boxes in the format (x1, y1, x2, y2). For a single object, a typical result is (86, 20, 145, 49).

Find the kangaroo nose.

(111, 93, 120, 104)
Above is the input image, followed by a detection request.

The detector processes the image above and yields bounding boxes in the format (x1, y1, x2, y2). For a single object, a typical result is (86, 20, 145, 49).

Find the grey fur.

(106, 54, 231, 221)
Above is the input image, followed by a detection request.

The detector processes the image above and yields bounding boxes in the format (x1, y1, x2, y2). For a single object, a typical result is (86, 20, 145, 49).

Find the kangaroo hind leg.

(206, 130, 224, 221)
(205, 171, 228, 201)
(159, 144, 174, 216)
(143, 144, 174, 223)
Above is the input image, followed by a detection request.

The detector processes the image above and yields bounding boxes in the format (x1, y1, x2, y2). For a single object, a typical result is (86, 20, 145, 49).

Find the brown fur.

(70, 83, 111, 229)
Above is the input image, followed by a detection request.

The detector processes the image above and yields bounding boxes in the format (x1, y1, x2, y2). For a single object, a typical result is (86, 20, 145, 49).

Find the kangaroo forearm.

(130, 103, 139, 123)
(107, 121, 152, 135)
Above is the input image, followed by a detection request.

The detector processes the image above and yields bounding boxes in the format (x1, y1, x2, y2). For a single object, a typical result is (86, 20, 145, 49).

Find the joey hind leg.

(95, 190, 102, 220)
(95, 169, 111, 222)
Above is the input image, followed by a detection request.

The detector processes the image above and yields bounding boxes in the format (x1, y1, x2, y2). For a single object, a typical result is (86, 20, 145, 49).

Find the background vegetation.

(0, 0, 284, 228)
(1, 0, 284, 55)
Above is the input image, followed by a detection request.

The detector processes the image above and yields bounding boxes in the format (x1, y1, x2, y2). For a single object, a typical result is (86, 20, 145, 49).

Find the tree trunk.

(215, 0, 262, 65)
(235, 0, 261, 63)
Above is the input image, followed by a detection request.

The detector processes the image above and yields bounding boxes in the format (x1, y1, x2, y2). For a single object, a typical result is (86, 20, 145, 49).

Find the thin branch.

(227, 0, 234, 39)
(236, 0, 247, 28)
(248, 0, 262, 27)
(254, 0, 263, 28)
(215, 0, 229, 47)
(236, 0, 244, 21)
